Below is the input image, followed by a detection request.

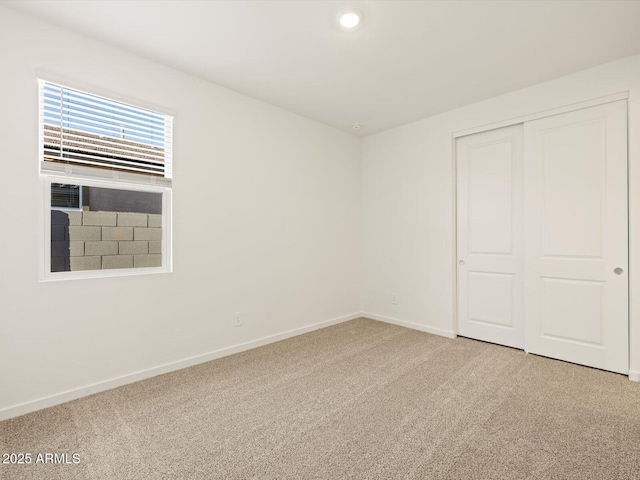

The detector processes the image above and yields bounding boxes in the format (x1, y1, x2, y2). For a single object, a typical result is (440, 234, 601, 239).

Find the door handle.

(614, 267, 624, 275)
(459, 260, 465, 266)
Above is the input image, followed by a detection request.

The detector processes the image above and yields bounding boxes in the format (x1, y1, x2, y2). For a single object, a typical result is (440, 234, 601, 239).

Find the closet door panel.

(457, 125, 524, 349)
(523, 100, 628, 374)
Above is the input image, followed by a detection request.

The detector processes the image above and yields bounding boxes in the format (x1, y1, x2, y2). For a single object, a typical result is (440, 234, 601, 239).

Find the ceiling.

(6, 0, 640, 136)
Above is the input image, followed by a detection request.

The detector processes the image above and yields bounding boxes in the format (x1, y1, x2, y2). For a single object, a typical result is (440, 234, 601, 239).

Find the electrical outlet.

(234, 312, 243, 327)
(391, 293, 398, 305)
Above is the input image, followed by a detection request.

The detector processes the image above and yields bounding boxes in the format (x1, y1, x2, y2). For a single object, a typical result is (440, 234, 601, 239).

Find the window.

(39, 80, 173, 280)
(51, 183, 82, 210)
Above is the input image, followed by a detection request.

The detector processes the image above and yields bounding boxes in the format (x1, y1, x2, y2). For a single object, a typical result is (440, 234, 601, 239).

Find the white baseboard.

(629, 370, 640, 382)
(362, 312, 456, 339)
(0, 312, 361, 422)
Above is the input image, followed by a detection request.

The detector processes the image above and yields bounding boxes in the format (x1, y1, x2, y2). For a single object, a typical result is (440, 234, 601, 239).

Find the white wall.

(362, 53, 640, 376)
(0, 7, 362, 419)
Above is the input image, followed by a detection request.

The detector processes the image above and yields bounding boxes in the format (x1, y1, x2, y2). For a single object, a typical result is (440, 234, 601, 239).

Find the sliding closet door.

(457, 125, 524, 349)
(523, 100, 628, 374)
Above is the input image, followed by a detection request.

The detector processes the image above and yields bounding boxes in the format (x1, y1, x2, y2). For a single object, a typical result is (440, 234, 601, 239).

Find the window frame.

(37, 78, 173, 282)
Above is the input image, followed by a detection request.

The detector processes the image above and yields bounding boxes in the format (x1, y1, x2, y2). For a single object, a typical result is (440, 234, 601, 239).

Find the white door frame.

(450, 91, 630, 373)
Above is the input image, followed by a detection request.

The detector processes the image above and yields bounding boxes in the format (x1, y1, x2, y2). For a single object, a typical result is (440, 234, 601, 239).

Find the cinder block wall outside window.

(51, 210, 162, 271)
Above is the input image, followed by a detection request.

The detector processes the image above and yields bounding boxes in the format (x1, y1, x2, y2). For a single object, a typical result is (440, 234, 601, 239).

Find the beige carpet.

(2, 317, 640, 479)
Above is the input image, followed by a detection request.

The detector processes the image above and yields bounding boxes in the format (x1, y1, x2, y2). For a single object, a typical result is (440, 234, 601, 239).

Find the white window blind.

(39, 80, 173, 183)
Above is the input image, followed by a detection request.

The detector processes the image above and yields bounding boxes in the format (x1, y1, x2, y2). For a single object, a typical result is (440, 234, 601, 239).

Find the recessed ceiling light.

(351, 123, 362, 130)
(338, 10, 361, 29)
